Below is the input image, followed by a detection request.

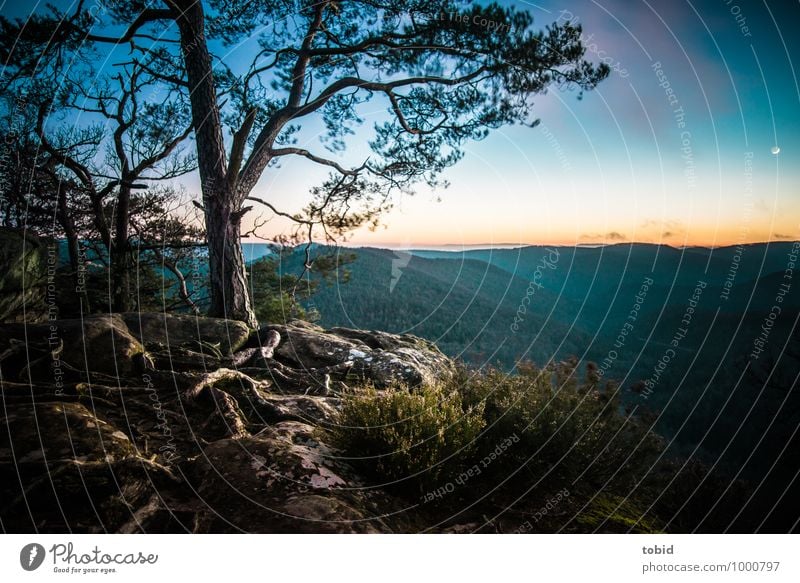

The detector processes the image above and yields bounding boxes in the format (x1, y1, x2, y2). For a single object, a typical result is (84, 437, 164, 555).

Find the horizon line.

(241, 239, 799, 251)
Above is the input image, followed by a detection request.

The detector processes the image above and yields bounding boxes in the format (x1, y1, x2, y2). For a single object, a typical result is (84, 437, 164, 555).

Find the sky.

(246, 0, 800, 248)
(4, 0, 799, 248)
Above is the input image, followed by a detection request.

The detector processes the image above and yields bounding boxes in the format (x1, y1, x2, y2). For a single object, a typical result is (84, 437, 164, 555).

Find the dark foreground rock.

(188, 422, 414, 533)
(0, 314, 450, 533)
(0, 229, 49, 323)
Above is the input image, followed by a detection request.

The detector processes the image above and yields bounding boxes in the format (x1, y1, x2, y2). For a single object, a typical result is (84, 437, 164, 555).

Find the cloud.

(641, 219, 684, 231)
(581, 231, 627, 241)
(640, 220, 685, 241)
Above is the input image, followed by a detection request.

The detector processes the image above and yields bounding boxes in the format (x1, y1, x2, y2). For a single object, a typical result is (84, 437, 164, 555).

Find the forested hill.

(288, 241, 800, 482)
(297, 246, 590, 366)
(293, 242, 800, 370)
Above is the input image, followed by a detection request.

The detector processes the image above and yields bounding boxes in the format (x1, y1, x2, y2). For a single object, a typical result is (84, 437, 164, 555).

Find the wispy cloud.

(581, 231, 627, 241)
(641, 219, 684, 230)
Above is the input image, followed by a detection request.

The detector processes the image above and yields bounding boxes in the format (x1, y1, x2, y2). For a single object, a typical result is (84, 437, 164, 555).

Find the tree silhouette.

(0, 20, 195, 311)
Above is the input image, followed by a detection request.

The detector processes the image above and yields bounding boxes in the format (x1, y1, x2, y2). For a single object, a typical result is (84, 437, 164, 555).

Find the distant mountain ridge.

(283, 241, 800, 483)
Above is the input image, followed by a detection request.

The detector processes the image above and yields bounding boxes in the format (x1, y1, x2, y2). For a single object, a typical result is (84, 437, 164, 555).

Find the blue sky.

(4, 0, 798, 247)
(344, 0, 799, 247)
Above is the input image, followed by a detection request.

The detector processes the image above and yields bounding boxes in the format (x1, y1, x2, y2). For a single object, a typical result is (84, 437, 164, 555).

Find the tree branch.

(246, 196, 313, 226)
(287, 1, 327, 107)
(131, 123, 194, 177)
(269, 147, 366, 176)
(236, 67, 487, 199)
(35, 104, 92, 187)
(76, 8, 175, 44)
(227, 107, 258, 191)
(153, 250, 200, 314)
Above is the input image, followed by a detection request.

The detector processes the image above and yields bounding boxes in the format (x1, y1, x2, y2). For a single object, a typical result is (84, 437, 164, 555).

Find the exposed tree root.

(237, 359, 353, 395)
(182, 368, 289, 437)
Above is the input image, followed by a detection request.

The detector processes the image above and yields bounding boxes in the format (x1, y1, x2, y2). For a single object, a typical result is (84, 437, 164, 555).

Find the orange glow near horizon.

(247, 204, 798, 249)
(244, 133, 799, 251)
(246, 193, 799, 249)
(332, 196, 800, 249)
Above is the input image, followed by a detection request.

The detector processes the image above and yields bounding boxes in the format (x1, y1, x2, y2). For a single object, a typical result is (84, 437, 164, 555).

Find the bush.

(459, 361, 664, 495)
(330, 383, 485, 494)
(328, 361, 753, 532)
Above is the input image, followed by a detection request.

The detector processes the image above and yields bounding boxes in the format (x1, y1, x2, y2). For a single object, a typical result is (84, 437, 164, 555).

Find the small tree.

(249, 247, 353, 324)
(249, 255, 313, 325)
(127, 185, 208, 313)
(0, 79, 199, 313)
(0, 23, 195, 312)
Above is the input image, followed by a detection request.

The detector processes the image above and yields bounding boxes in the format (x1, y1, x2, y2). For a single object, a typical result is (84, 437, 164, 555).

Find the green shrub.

(457, 361, 664, 496)
(330, 362, 664, 504)
(573, 494, 664, 533)
(330, 383, 485, 494)
(250, 256, 318, 325)
(328, 362, 744, 532)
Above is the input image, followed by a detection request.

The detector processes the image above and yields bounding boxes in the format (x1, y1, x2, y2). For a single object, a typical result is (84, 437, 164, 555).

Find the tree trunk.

(112, 184, 131, 312)
(171, 0, 257, 328)
(55, 183, 88, 312)
(110, 248, 130, 312)
(205, 196, 257, 327)
(55, 183, 79, 276)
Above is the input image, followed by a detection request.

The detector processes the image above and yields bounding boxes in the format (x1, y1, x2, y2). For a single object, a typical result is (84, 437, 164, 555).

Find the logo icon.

(390, 248, 412, 293)
(20, 543, 46, 571)
(389, 236, 415, 294)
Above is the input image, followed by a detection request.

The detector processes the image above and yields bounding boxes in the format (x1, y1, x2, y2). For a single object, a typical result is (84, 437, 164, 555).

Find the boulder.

(256, 394, 339, 425)
(0, 313, 459, 533)
(0, 228, 49, 323)
(120, 312, 250, 355)
(188, 422, 402, 533)
(247, 321, 454, 388)
(147, 345, 223, 372)
(1, 314, 144, 379)
(0, 401, 180, 532)
(1, 400, 136, 463)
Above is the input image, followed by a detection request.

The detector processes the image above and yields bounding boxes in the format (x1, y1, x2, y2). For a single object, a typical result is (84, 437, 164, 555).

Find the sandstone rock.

(1, 314, 144, 379)
(120, 312, 250, 355)
(1, 401, 136, 463)
(148, 345, 223, 372)
(0, 401, 180, 532)
(188, 422, 401, 533)
(0, 313, 256, 381)
(179, 368, 335, 433)
(0, 229, 49, 323)
(247, 321, 454, 388)
(0, 313, 459, 533)
(256, 394, 339, 424)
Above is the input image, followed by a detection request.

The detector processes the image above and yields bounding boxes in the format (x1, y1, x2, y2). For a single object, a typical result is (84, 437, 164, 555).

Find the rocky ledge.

(0, 313, 453, 533)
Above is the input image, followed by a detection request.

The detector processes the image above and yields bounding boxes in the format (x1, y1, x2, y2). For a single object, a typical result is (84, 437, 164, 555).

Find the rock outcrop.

(120, 311, 251, 355)
(188, 422, 411, 533)
(0, 229, 49, 323)
(249, 321, 455, 388)
(3, 314, 145, 379)
(0, 313, 452, 533)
